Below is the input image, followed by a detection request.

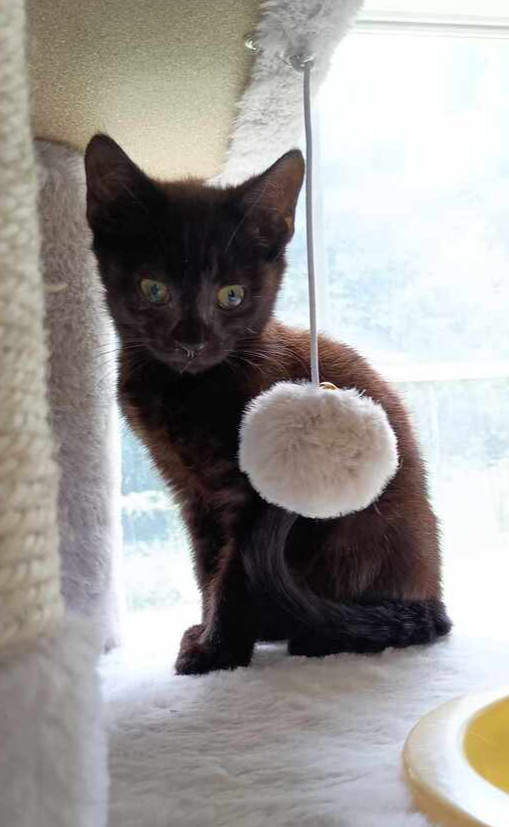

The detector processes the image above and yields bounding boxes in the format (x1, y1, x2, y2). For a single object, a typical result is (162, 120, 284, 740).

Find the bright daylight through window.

(122, 30, 509, 636)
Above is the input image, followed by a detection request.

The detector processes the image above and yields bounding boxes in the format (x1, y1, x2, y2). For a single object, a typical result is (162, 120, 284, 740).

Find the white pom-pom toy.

(240, 382, 398, 519)
(239, 56, 398, 519)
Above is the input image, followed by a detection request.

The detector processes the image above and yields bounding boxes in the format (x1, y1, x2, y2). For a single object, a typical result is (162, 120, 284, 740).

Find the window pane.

(121, 426, 198, 613)
(316, 34, 509, 374)
(121, 33, 509, 639)
(308, 33, 509, 636)
(399, 378, 509, 633)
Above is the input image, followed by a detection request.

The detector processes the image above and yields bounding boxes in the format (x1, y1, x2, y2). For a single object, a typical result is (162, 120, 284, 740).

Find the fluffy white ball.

(239, 382, 399, 519)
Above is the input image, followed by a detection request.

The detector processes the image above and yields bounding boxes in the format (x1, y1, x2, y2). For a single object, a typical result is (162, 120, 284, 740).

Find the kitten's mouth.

(150, 345, 222, 375)
(176, 354, 209, 374)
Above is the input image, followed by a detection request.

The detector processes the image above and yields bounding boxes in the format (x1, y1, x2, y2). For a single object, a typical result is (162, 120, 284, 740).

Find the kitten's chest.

(120, 363, 246, 493)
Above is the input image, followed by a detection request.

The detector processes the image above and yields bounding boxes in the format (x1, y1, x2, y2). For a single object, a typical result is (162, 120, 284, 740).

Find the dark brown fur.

(85, 134, 451, 674)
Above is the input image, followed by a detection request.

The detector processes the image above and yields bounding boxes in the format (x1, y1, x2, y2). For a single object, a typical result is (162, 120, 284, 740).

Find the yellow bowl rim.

(403, 688, 509, 827)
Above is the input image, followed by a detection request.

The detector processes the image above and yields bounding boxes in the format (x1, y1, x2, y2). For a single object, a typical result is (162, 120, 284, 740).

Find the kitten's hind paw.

(175, 624, 254, 675)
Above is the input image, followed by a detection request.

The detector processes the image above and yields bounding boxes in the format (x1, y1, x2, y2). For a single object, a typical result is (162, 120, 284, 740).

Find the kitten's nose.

(175, 340, 206, 357)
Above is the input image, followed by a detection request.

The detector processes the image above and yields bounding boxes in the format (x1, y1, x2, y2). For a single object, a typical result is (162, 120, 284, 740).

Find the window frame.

(357, 1, 509, 38)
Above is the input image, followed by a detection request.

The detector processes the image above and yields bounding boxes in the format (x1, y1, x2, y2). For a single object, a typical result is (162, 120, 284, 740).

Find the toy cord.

(303, 60, 320, 386)
(289, 55, 319, 386)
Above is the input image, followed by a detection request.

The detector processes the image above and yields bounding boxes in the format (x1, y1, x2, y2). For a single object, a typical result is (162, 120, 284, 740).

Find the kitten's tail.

(243, 505, 451, 652)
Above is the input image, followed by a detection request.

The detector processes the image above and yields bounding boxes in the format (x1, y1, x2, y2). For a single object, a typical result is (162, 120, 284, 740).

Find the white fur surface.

(239, 382, 398, 518)
(104, 612, 509, 827)
(0, 615, 107, 827)
(218, 0, 363, 184)
(37, 140, 124, 650)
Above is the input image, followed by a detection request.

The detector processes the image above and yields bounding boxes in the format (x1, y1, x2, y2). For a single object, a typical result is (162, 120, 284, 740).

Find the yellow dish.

(403, 689, 509, 827)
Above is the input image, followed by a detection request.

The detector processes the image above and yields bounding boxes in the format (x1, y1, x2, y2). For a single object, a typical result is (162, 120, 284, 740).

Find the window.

(122, 28, 509, 638)
(121, 426, 199, 614)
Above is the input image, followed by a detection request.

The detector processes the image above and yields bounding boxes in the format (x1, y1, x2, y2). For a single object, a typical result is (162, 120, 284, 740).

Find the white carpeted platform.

(103, 610, 509, 826)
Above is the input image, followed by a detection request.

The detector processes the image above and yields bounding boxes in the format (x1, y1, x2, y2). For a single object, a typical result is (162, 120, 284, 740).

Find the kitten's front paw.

(175, 624, 254, 675)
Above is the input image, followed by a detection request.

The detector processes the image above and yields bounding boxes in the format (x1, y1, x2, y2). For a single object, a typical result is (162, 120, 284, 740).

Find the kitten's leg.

(175, 542, 256, 675)
(288, 599, 451, 657)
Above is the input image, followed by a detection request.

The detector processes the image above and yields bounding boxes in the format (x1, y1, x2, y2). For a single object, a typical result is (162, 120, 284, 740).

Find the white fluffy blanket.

(0, 616, 107, 827)
(104, 612, 508, 826)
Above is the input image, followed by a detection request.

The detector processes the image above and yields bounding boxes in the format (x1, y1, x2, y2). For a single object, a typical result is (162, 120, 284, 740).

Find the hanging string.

(303, 60, 319, 387)
(288, 54, 319, 386)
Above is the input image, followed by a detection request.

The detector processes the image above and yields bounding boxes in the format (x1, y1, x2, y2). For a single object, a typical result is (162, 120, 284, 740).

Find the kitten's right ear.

(84, 134, 149, 227)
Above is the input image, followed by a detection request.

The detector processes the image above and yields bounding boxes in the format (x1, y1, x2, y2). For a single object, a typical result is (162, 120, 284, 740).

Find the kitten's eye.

(139, 278, 170, 305)
(217, 284, 245, 309)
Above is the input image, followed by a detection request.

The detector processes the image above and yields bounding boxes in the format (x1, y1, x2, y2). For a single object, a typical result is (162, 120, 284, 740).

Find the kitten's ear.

(84, 134, 151, 227)
(239, 150, 305, 241)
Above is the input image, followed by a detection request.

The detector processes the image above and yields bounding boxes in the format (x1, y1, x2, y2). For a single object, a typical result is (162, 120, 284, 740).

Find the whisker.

(227, 353, 267, 379)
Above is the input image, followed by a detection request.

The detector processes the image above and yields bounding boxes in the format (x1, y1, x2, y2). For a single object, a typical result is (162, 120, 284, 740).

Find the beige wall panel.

(28, 0, 259, 179)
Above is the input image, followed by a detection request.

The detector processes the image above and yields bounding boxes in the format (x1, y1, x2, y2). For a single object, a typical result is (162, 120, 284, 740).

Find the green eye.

(139, 278, 170, 305)
(217, 284, 245, 309)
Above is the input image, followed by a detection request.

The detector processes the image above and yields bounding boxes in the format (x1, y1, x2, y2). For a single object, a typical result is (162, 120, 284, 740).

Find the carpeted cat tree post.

(0, 1, 107, 824)
(1, 0, 370, 824)
(37, 139, 124, 652)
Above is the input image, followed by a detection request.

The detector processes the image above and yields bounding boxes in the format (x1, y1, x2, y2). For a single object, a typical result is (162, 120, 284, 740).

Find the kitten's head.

(85, 134, 304, 374)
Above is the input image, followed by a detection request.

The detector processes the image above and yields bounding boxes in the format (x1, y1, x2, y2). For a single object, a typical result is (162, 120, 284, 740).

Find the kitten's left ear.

(239, 150, 305, 242)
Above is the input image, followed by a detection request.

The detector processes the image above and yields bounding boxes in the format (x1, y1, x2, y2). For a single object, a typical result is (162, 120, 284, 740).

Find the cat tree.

(0, 2, 107, 825)
(0, 1, 362, 824)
